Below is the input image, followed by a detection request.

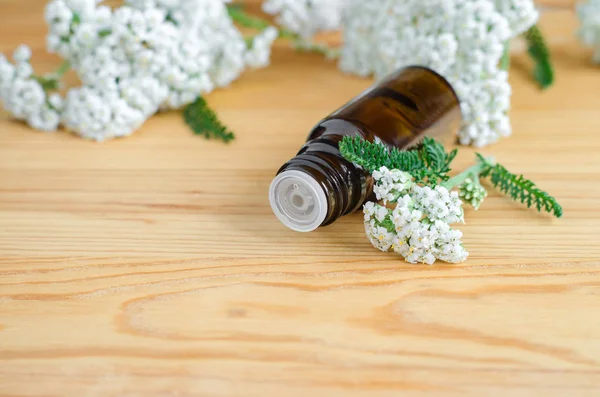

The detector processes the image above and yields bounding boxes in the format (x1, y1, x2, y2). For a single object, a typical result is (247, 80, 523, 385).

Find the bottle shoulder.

(307, 117, 372, 142)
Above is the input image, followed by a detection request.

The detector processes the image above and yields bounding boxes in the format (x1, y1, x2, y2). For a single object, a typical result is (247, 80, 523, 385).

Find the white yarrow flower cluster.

(263, 0, 346, 41)
(577, 0, 600, 63)
(1, 0, 277, 140)
(339, 0, 538, 147)
(363, 167, 468, 265)
(0, 46, 63, 132)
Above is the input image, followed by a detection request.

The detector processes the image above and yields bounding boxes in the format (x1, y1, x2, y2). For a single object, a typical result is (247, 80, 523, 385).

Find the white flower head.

(363, 167, 468, 264)
(340, 0, 538, 147)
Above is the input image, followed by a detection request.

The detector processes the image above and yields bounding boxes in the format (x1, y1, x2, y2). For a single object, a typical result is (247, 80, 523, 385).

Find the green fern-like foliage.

(339, 135, 424, 172)
(339, 136, 456, 185)
(419, 138, 458, 182)
(183, 97, 235, 143)
(477, 154, 563, 218)
(525, 25, 554, 90)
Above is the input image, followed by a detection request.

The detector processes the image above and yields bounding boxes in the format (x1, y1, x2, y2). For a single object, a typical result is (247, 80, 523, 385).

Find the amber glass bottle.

(269, 66, 462, 232)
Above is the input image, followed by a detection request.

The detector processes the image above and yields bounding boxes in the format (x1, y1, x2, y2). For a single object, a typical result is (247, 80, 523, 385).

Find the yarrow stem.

(442, 157, 494, 190)
(54, 60, 71, 78)
(227, 5, 297, 40)
(500, 41, 511, 71)
(293, 41, 340, 59)
(33, 60, 71, 92)
(227, 4, 340, 58)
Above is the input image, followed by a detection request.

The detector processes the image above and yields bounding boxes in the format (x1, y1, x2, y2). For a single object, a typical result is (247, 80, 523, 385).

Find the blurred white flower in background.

(578, 0, 600, 63)
(1, 0, 278, 140)
(1, 0, 547, 145)
(262, 0, 347, 41)
(339, 0, 538, 147)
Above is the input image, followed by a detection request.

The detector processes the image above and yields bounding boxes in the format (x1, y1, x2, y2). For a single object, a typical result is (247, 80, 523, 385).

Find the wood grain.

(1, 3, 600, 397)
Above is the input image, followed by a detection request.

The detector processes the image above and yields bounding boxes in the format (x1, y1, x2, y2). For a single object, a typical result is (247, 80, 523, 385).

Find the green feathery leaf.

(477, 154, 563, 218)
(339, 136, 456, 185)
(418, 138, 458, 181)
(524, 25, 554, 90)
(339, 135, 424, 172)
(183, 97, 235, 143)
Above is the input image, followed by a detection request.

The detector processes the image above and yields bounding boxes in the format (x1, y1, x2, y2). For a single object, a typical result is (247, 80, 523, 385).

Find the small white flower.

(365, 220, 394, 252)
(374, 204, 389, 222)
(363, 201, 376, 221)
(13, 45, 32, 63)
(245, 27, 279, 69)
(15, 63, 33, 79)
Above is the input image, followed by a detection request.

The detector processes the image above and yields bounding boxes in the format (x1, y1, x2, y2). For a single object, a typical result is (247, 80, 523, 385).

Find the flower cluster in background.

(0, 0, 278, 141)
(363, 167, 468, 265)
(578, 0, 600, 63)
(0, 0, 558, 146)
(339, 0, 538, 148)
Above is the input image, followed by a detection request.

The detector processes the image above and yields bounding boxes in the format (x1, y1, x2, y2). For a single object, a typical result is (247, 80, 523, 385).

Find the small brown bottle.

(269, 66, 462, 232)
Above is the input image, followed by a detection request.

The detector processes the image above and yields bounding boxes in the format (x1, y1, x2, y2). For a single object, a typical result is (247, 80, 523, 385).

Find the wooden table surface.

(1, 2, 600, 396)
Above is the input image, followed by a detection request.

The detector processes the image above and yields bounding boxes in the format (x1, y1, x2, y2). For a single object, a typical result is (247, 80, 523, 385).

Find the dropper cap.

(269, 170, 328, 232)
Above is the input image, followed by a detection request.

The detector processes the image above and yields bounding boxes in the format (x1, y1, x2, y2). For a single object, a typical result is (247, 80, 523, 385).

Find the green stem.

(227, 5, 298, 40)
(54, 60, 71, 78)
(34, 61, 71, 92)
(293, 41, 340, 59)
(442, 157, 495, 190)
(442, 164, 484, 190)
(500, 40, 511, 71)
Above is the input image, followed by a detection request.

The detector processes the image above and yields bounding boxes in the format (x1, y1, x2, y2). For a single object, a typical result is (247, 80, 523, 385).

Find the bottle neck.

(270, 130, 372, 231)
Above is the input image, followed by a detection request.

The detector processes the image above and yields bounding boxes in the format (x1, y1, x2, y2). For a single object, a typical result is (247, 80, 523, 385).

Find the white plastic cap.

(269, 170, 328, 232)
